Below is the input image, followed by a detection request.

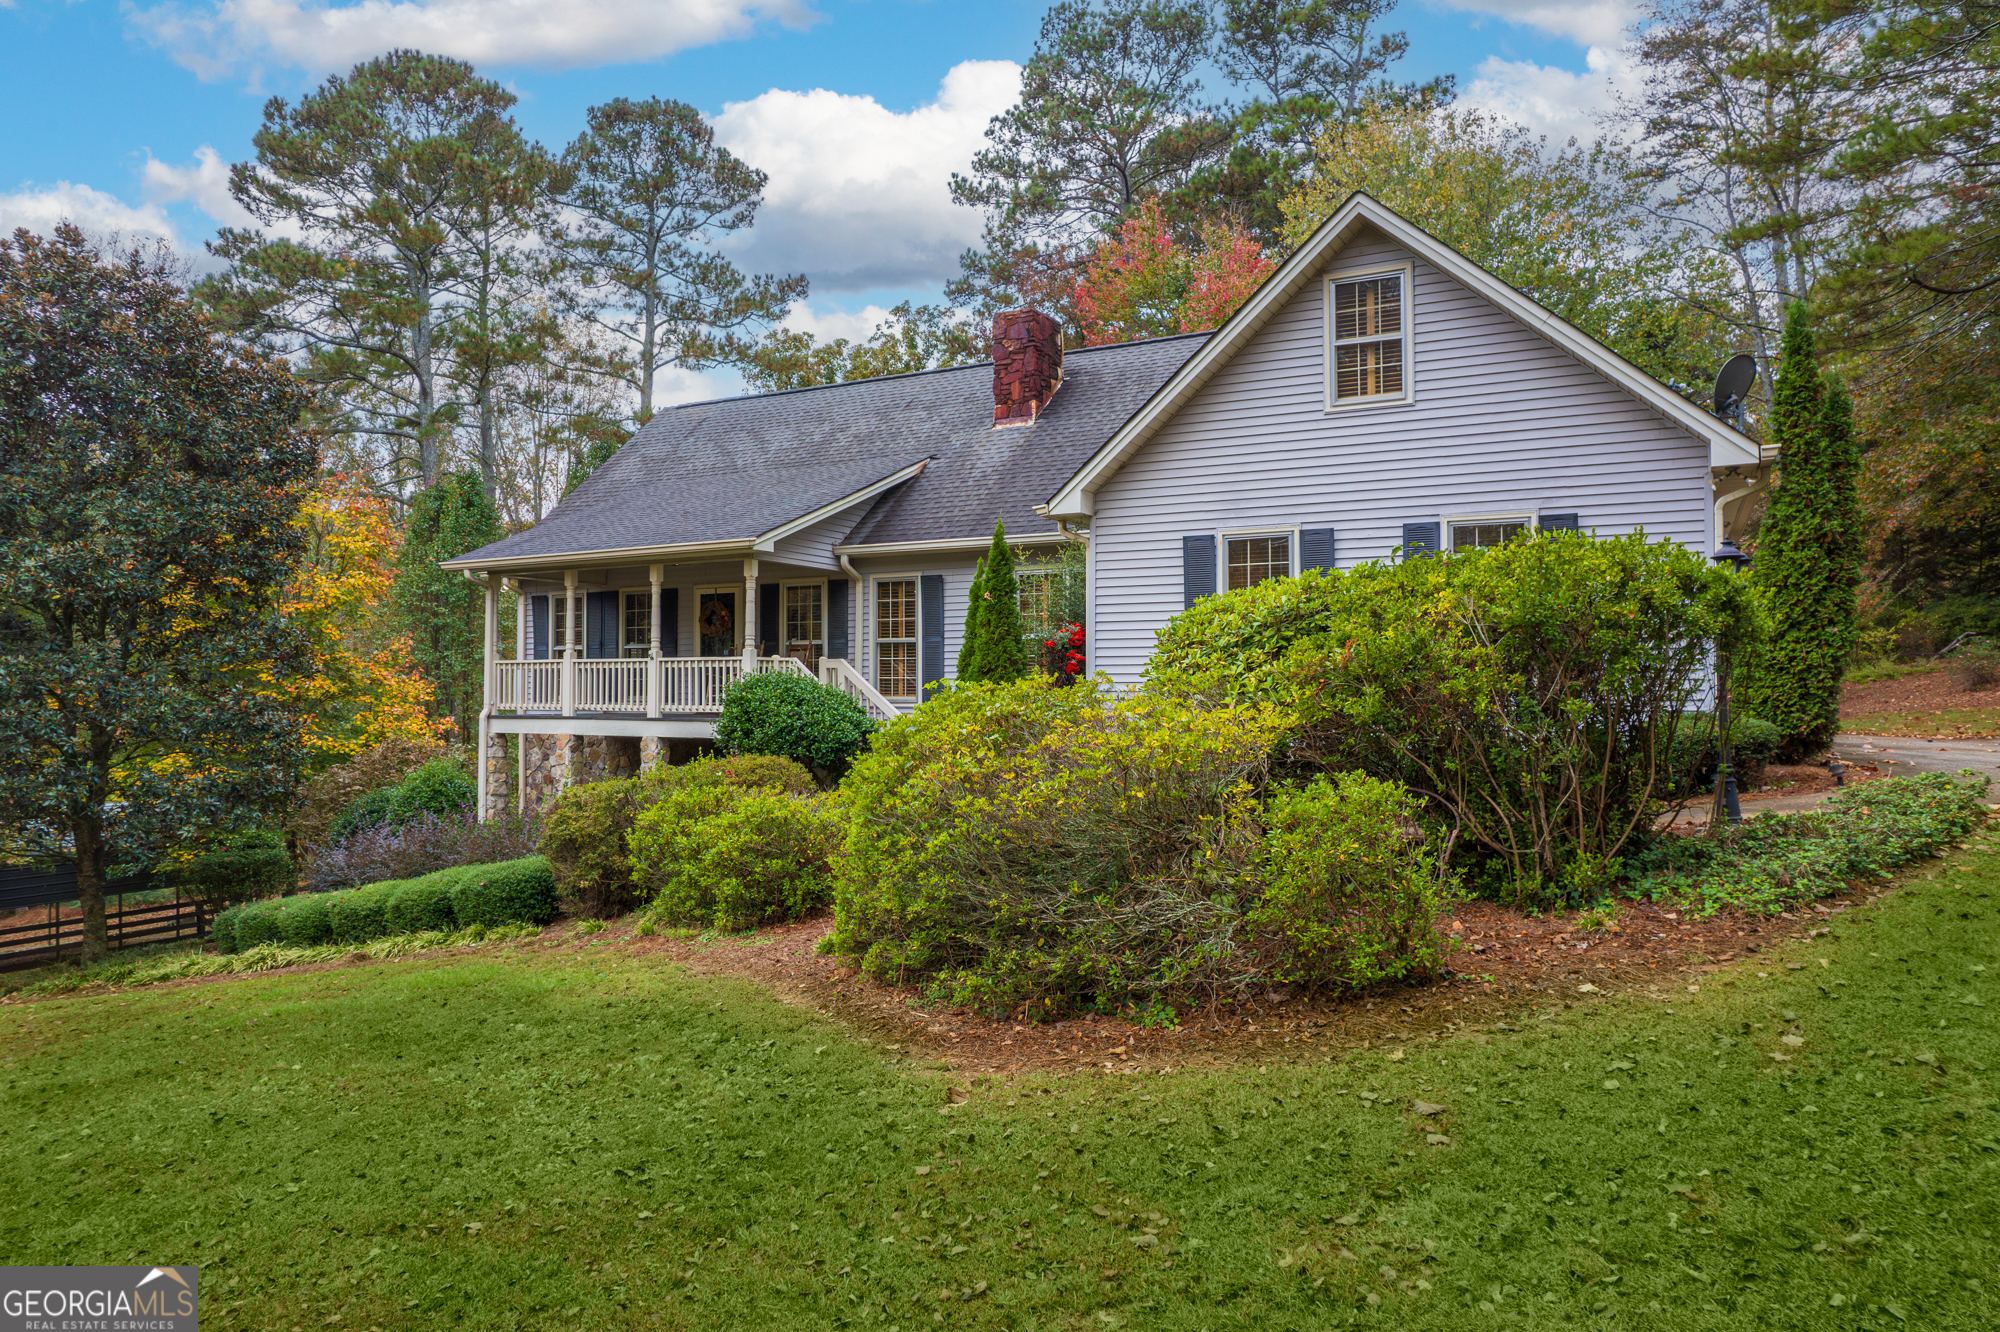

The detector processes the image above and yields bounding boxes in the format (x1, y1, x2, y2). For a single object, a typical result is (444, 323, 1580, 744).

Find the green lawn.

(4, 850, 1998, 1332)
(1841, 705, 2000, 739)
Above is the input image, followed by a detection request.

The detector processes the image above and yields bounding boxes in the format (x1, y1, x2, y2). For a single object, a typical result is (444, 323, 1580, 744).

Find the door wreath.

(698, 599, 734, 640)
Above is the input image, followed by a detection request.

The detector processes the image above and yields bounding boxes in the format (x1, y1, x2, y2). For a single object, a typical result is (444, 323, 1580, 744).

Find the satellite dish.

(1713, 353, 1758, 420)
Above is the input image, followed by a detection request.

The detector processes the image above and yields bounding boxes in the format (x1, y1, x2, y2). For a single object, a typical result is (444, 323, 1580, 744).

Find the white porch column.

(560, 569, 578, 718)
(647, 562, 663, 719)
(477, 572, 497, 820)
(514, 585, 526, 661)
(742, 557, 760, 662)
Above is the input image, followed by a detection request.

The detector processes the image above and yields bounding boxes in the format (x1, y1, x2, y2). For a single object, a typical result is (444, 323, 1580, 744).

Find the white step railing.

(819, 656, 902, 722)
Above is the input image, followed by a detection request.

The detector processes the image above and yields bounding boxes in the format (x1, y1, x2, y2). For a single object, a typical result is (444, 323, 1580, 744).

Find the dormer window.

(1326, 266, 1412, 408)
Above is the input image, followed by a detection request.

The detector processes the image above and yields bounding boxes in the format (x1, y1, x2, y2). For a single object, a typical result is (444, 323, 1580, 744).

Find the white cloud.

(1436, 0, 1639, 50)
(777, 301, 897, 343)
(0, 180, 183, 251)
(712, 59, 1021, 293)
(1463, 45, 1635, 143)
(142, 145, 260, 229)
(126, 0, 818, 79)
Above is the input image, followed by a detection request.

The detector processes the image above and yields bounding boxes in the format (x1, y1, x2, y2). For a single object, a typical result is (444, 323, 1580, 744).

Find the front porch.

(488, 651, 895, 725)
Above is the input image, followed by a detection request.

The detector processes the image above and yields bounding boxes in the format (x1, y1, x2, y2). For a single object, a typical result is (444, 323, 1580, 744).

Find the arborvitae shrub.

(449, 856, 558, 927)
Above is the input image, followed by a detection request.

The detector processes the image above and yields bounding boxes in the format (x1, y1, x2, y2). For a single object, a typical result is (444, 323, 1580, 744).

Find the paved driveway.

(1834, 733, 2000, 790)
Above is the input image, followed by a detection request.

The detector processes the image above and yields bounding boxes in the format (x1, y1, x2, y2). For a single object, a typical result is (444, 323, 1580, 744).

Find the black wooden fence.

(0, 866, 209, 972)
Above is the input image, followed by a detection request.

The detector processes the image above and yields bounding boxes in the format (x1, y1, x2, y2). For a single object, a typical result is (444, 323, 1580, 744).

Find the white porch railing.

(819, 657, 901, 722)
(494, 653, 829, 718)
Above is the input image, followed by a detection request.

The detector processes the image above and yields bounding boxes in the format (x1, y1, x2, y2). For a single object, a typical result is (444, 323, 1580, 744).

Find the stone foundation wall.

(482, 728, 513, 820)
(519, 733, 644, 817)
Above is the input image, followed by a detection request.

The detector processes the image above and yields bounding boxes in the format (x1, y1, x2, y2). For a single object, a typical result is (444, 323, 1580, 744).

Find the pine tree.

(1739, 302, 1862, 754)
(956, 521, 1032, 683)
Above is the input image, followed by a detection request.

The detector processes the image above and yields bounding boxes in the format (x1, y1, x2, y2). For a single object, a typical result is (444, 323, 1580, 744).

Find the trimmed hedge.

(176, 828, 293, 907)
(637, 792, 841, 931)
(211, 857, 555, 954)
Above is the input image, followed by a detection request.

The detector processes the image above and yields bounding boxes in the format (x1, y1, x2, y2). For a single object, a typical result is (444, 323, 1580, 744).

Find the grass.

(1842, 662, 1938, 688)
(3, 848, 1998, 1330)
(1842, 705, 2000, 739)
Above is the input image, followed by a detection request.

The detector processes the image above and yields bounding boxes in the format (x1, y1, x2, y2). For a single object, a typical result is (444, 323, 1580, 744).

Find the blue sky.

(0, 0, 1636, 398)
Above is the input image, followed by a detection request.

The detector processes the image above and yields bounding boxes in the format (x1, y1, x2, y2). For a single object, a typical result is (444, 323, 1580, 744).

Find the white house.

(445, 192, 1769, 816)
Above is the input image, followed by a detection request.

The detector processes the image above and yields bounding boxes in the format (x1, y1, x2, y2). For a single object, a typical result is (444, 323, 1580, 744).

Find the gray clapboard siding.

(767, 498, 877, 571)
(1088, 224, 1713, 684)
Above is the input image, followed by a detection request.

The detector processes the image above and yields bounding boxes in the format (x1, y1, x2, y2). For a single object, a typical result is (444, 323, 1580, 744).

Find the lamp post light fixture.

(1710, 539, 1752, 826)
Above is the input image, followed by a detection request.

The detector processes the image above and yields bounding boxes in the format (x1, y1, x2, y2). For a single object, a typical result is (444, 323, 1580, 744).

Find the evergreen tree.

(394, 472, 504, 738)
(1739, 303, 1862, 753)
(956, 521, 1032, 683)
(0, 226, 317, 960)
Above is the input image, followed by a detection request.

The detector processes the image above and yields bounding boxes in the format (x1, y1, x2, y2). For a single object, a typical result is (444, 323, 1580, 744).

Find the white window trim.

(1443, 510, 1537, 552)
(870, 572, 923, 700)
(1323, 261, 1415, 412)
(1219, 526, 1300, 587)
(615, 585, 654, 657)
(779, 579, 829, 663)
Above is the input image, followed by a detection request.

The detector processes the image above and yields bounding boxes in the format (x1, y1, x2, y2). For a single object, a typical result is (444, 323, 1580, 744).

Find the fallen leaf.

(1335, 1213, 1361, 1226)
(1782, 1034, 1805, 1047)
(914, 1166, 931, 1176)
(1603, 1079, 1621, 1090)
(1413, 1100, 1447, 1116)
(1427, 1133, 1451, 1146)
(1578, 984, 1602, 994)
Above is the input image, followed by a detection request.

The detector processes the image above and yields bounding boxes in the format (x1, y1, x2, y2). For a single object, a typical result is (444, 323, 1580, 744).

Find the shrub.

(715, 671, 874, 776)
(326, 786, 400, 846)
(628, 783, 749, 911)
(1151, 530, 1763, 906)
(449, 856, 558, 927)
(1249, 773, 1458, 989)
(1629, 772, 1989, 914)
(389, 757, 478, 822)
(273, 893, 335, 947)
(542, 756, 816, 917)
(827, 678, 1292, 1017)
(288, 737, 452, 854)
(387, 872, 460, 934)
(1667, 712, 1784, 796)
(209, 903, 240, 953)
(304, 809, 540, 893)
(328, 880, 401, 943)
(1949, 641, 2000, 691)
(232, 898, 290, 950)
(639, 793, 841, 931)
(176, 827, 293, 908)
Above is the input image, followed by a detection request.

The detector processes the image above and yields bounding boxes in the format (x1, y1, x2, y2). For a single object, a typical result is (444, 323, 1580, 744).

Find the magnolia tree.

(0, 226, 317, 959)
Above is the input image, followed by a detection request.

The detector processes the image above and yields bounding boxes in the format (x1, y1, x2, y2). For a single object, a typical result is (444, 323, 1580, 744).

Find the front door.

(696, 589, 737, 657)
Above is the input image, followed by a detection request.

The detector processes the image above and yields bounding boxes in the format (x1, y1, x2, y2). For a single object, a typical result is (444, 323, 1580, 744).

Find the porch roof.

(445, 333, 1208, 571)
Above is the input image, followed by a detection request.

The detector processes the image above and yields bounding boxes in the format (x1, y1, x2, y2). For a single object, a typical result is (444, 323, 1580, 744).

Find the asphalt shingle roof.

(450, 332, 1208, 567)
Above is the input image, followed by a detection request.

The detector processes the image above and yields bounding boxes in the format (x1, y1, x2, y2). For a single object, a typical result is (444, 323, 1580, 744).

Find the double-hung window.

(876, 579, 918, 700)
(621, 591, 652, 657)
(784, 583, 824, 669)
(1327, 267, 1410, 406)
(1226, 533, 1292, 591)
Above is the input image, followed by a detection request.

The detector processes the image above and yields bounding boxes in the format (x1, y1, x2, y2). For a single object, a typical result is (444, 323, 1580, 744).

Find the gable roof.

(1041, 192, 1761, 521)
(445, 333, 1207, 572)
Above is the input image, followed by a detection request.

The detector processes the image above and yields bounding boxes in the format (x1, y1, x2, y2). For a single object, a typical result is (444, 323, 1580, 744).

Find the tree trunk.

(73, 813, 110, 964)
(480, 387, 498, 502)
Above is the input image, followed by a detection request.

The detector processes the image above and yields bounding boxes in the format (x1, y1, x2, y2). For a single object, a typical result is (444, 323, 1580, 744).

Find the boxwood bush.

(212, 858, 554, 954)
(176, 827, 293, 908)
(450, 857, 558, 928)
(715, 671, 874, 776)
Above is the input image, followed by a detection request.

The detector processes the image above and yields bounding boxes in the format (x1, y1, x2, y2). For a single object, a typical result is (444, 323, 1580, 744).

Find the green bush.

(208, 903, 240, 952)
(273, 893, 335, 947)
(1666, 712, 1784, 797)
(639, 793, 841, 931)
(329, 880, 401, 943)
(628, 783, 748, 910)
(1151, 530, 1763, 906)
(176, 827, 293, 908)
(827, 678, 1293, 1017)
(1629, 772, 1990, 914)
(389, 757, 477, 822)
(1249, 772, 1458, 989)
(541, 756, 819, 918)
(540, 778, 641, 918)
(715, 671, 874, 775)
(450, 856, 558, 928)
(232, 898, 289, 950)
(327, 786, 400, 844)
(387, 872, 460, 934)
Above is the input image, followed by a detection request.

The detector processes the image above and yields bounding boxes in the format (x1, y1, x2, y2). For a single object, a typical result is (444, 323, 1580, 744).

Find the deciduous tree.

(0, 225, 317, 960)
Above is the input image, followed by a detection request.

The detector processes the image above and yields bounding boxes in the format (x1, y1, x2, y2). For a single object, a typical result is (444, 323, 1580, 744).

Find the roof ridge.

(661, 329, 1215, 412)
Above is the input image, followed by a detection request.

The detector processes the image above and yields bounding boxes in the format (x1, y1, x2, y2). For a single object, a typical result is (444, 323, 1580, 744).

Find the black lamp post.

(1711, 539, 1752, 826)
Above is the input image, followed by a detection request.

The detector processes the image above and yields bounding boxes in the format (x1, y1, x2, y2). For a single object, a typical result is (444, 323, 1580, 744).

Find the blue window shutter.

(1182, 534, 1216, 608)
(759, 582, 781, 655)
(1300, 526, 1336, 573)
(530, 595, 549, 660)
(919, 574, 945, 698)
(585, 590, 618, 658)
(827, 580, 851, 661)
(1540, 512, 1580, 533)
(661, 588, 680, 657)
(1401, 522, 1441, 560)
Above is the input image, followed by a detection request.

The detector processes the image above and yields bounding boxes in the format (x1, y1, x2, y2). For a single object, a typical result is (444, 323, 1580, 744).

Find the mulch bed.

(577, 891, 1857, 1081)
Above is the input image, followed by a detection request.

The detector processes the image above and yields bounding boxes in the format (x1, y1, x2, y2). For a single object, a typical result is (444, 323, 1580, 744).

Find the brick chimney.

(991, 309, 1063, 426)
